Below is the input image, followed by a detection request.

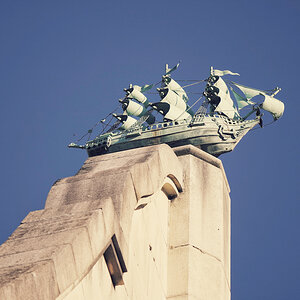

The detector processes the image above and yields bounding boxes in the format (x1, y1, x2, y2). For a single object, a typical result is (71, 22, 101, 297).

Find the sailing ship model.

(68, 63, 284, 157)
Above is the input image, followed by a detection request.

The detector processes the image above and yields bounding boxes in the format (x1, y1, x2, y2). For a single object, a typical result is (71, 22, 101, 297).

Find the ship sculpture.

(68, 63, 284, 157)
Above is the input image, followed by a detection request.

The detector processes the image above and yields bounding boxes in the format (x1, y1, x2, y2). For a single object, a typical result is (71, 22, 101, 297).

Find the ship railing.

(191, 113, 244, 125)
(125, 113, 245, 135)
(129, 113, 245, 132)
(191, 112, 219, 124)
(143, 119, 188, 131)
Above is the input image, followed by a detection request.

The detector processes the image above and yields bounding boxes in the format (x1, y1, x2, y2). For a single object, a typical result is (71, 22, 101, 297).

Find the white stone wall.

(168, 147, 231, 299)
(0, 144, 230, 300)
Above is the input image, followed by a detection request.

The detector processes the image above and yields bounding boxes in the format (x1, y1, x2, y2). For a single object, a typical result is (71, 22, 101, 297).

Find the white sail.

(124, 85, 149, 107)
(231, 82, 265, 100)
(113, 114, 137, 130)
(230, 86, 254, 110)
(158, 88, 187, 111)
(214, 98, 237, 119)
(212, 77, 239, 119)
(120, 98, 156, 124)
(121, 99, 146, 117)
(150, 102, 191, 121)
(213, 76, 229, 92)
(162, 76, 188, 102)
(261, 95, 284, 120)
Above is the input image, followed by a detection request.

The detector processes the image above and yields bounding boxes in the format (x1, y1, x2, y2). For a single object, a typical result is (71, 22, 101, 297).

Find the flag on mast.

(212, 68, 240, 77)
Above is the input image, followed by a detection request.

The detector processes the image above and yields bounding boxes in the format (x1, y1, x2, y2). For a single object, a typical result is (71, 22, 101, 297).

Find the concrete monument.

(0, 64, 284, 299)
(0, 144, 230, 299)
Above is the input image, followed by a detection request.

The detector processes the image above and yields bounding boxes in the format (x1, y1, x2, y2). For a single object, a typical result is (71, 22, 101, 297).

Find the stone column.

(167, 145, 231, 300)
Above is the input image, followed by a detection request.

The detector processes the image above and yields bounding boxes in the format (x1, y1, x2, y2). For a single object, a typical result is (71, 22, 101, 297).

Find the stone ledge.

(174, 145, 230, 193)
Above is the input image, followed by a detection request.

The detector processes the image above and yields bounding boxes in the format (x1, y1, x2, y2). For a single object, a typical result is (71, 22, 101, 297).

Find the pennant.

(140, 84, 154, 92)
(213, 69, 240, 76)
(133, 84, 154, 93)
(165, 62, 180, 75)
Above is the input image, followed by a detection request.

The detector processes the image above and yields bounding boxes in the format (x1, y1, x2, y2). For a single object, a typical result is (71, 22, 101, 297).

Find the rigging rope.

(250, 119, 276, 131)
(74, 103, 122, 142)
(182, 80, 206, 88)
(174, 96, 203, 121)
(73, 75, 269, 144)
(176, 79, 207, 82)
(145, 91, 203, 95)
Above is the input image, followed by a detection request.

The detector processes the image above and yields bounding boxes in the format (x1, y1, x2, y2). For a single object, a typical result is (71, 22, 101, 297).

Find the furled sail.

(150, 102, 191, 121)
(206, 76, 239, 119)
(162, 75, 189, 102)
(260, 95, 284, 120)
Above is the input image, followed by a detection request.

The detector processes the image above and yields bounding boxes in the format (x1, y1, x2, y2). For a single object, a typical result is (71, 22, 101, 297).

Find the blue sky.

(0, 0, 299, 299)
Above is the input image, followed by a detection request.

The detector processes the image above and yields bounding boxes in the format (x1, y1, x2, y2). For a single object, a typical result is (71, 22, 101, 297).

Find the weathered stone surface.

(45, 144, 183, 210)
(168, 245, 230, 300)
(0, 144, 230, 300)
(167, 146, 231, 300)
(0, 261, 59, 300)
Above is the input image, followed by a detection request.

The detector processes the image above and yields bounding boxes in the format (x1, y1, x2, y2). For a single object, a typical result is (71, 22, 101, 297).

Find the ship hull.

(87, 115, 259, 157)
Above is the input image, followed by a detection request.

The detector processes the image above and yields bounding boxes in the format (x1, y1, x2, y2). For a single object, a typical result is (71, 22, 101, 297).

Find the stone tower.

(0, 144, 230, 299)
